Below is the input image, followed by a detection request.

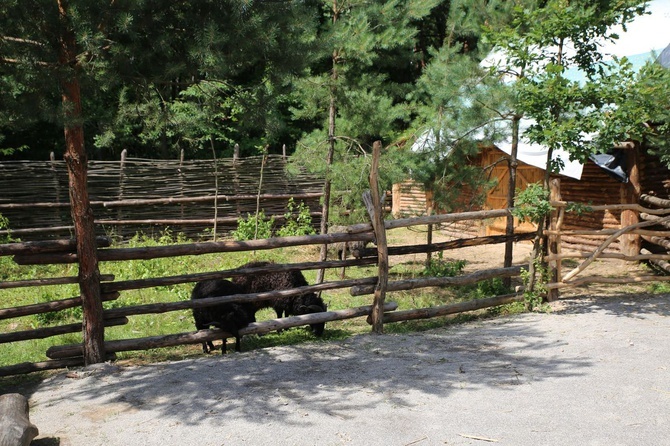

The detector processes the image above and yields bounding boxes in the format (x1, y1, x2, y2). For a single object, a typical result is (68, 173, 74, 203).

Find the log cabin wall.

(640, 146, 670, 200)
(557, 161, 624, 253)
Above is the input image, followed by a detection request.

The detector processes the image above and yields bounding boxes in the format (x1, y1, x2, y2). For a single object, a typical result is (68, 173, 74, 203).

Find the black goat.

(232, 261, 328, 335)
(191, 279, 255, 354)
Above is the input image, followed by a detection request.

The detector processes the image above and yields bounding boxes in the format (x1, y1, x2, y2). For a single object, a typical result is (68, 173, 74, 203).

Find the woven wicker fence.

(0, 155, 324, 241)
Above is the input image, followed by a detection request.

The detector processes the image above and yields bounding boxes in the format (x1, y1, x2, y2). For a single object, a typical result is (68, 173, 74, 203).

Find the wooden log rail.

(350, 266, 523, 296)
(103, 279, 377, 319)
(356, 233, 534, 258)
(550, 200, 670, 215)
(379, 293, 523, 323)
(45, 302, 399, 359)
(0, 292, 120, 320)
(0, 237, 111, 256)
(100, 258, 377, 293)
(0, 274, 114, 290)
(13, 231, 377, 265)
(0, 317, 128, 344)
(0, 354, 117, 377)
(0, 192, 324, 210)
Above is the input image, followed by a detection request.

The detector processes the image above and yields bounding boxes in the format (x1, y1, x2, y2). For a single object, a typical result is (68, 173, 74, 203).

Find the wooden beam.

(0, 292, 119, 320)
(0, 274, 114, 290)
(366, 141, 389, 334)
(0, 317, 128, 344)
(100, 259, 376, 292)
(379, 293, 523, 323)
(46, 302, 399, 359)
(350, 266, 523, 296)
(0, 237, 110, 256)
(13, 232, 376, 265)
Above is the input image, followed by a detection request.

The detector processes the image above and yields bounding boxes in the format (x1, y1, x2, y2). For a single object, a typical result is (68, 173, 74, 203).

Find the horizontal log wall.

(0, 155, 324, 241)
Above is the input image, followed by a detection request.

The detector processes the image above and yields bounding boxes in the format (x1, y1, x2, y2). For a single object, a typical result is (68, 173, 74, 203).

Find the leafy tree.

(481, 0, 650, 296)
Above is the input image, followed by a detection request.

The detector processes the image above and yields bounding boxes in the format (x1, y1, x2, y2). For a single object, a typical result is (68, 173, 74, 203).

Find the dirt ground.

(6, 237, 670, 445)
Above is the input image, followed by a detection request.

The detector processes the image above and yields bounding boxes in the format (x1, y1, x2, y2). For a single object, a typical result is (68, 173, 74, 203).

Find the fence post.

(366, 141, 389, 334)
(548, 178, 561, 301)
(621, 144, 641, 256)
(117, 149, 127, 224)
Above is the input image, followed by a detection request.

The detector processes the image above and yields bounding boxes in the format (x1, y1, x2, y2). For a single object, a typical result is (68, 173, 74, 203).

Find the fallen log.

(350, 266, 523, 296)
(641, 248, 670, 275)
(0, 292, 119, 321)
(640, 213, 670, 229)
(641, 234, 670, 250)
(376, 293, 523, 323)
(46, 302, 398, 359)
(641, 194, 670, 209)
(0, 393, 38, 446)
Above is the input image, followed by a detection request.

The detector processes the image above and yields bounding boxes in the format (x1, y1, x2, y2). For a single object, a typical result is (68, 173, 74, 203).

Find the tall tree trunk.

(316, 1, 340, 285)
(57, 0, 104, 365)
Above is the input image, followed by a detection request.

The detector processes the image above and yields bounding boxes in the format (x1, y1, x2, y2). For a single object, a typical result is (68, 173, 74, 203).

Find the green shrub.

(232, 210, 275, 240)
(422, 252, 466, 277)
(276, 198, 315, 237)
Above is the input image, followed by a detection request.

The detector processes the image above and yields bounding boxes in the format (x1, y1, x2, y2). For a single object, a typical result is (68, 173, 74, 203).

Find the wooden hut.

(392, 143, 670, 254)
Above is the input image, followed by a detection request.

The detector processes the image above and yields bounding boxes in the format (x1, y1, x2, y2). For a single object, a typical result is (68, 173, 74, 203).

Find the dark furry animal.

(191, 279, 255, 354)
(329, 225, 371, 260)
(233, 261, 328, 336)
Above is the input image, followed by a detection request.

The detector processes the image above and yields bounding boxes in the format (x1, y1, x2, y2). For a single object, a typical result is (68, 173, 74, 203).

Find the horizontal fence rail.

(2, 194, 670, 376)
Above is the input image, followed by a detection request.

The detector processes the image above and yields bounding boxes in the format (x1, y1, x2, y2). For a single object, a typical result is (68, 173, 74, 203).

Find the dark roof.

(657, 43, 670, 68)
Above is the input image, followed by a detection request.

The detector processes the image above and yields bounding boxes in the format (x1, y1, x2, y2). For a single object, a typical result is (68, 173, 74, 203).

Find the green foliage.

(482, 0, 649, 165)
(566, 201, 593, 216)
(422, 252, 466, 277)
(520, 259, 550, 311)
(276, 198, 315, 237)
(511, 182, 552, 225)
(232, 210, 275, 241)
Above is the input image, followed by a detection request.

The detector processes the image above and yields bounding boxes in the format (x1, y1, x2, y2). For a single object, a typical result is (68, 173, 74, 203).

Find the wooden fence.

(0, 153, 324, 241)
(2, 147, 670, 376)
(5, 198, 669, 376)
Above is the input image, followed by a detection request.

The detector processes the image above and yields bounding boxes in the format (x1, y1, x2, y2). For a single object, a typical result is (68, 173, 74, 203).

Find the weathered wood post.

(621, 143, 641, 257)
(547, 177, 562, 301)
(366, 141, 389, 334)
(117, 148, 127, 224)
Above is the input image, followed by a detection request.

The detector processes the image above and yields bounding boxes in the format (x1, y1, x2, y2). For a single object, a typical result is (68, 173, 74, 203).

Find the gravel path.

(19, 294, 670, 446)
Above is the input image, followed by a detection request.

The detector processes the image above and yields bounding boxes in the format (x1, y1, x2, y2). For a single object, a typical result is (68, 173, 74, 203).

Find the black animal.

(191, 279, 255, 354)
(232, 261, 328, 335)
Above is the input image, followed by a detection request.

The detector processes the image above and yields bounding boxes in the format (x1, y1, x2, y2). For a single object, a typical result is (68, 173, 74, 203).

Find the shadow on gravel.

(16, 315, 594, 430)
(552, 293, 670, 318)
